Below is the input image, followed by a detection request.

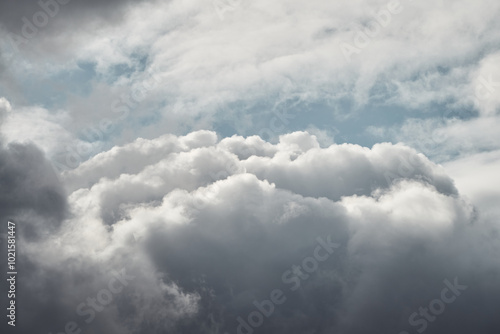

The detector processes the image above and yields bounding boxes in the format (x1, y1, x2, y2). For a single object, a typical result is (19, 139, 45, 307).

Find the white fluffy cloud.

(12, 130, 500, 334)
(0, 102, 107, 171)
(471, 51, 500, 116)
(0, 97, 11, 113)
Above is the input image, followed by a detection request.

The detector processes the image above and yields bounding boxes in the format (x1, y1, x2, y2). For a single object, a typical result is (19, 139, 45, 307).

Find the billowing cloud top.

(2, 131, 499, 334)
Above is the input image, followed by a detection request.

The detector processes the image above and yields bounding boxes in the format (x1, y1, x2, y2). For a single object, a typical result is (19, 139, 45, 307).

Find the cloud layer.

(3, 131, 500, 334)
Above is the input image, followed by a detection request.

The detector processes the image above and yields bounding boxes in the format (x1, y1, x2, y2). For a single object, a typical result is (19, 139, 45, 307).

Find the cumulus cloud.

(5, 131, 500, 334)
(2, 1, 500, 333)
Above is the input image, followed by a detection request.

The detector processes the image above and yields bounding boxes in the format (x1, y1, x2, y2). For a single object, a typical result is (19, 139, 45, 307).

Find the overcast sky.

(1, 0, 500, 333)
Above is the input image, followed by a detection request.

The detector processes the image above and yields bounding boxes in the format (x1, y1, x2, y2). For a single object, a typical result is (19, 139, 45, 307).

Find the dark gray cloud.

(0, 0, 152, 35)
(0, 140, 67, 237)
(0, 140, 70, 333)
(0, 0, 156, 61)
(0, 140, 157, 334)
(138, 173, 500, 334)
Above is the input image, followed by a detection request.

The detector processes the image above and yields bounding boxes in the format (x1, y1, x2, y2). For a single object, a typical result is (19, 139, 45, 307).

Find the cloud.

(0, 0, 153, 41)
(368, 115, 500, 162)
(444, 149, 500, 217)
(0, 140, 67, 238)
(6, 131, 500, 334)
(0, 96, 11, 113)
(472, 51, 500, 117)
(0, 137, 199, 334)
(2, 1, 500, 332)
(2, 0, 500, 150)
(0, 139, 70, 333)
